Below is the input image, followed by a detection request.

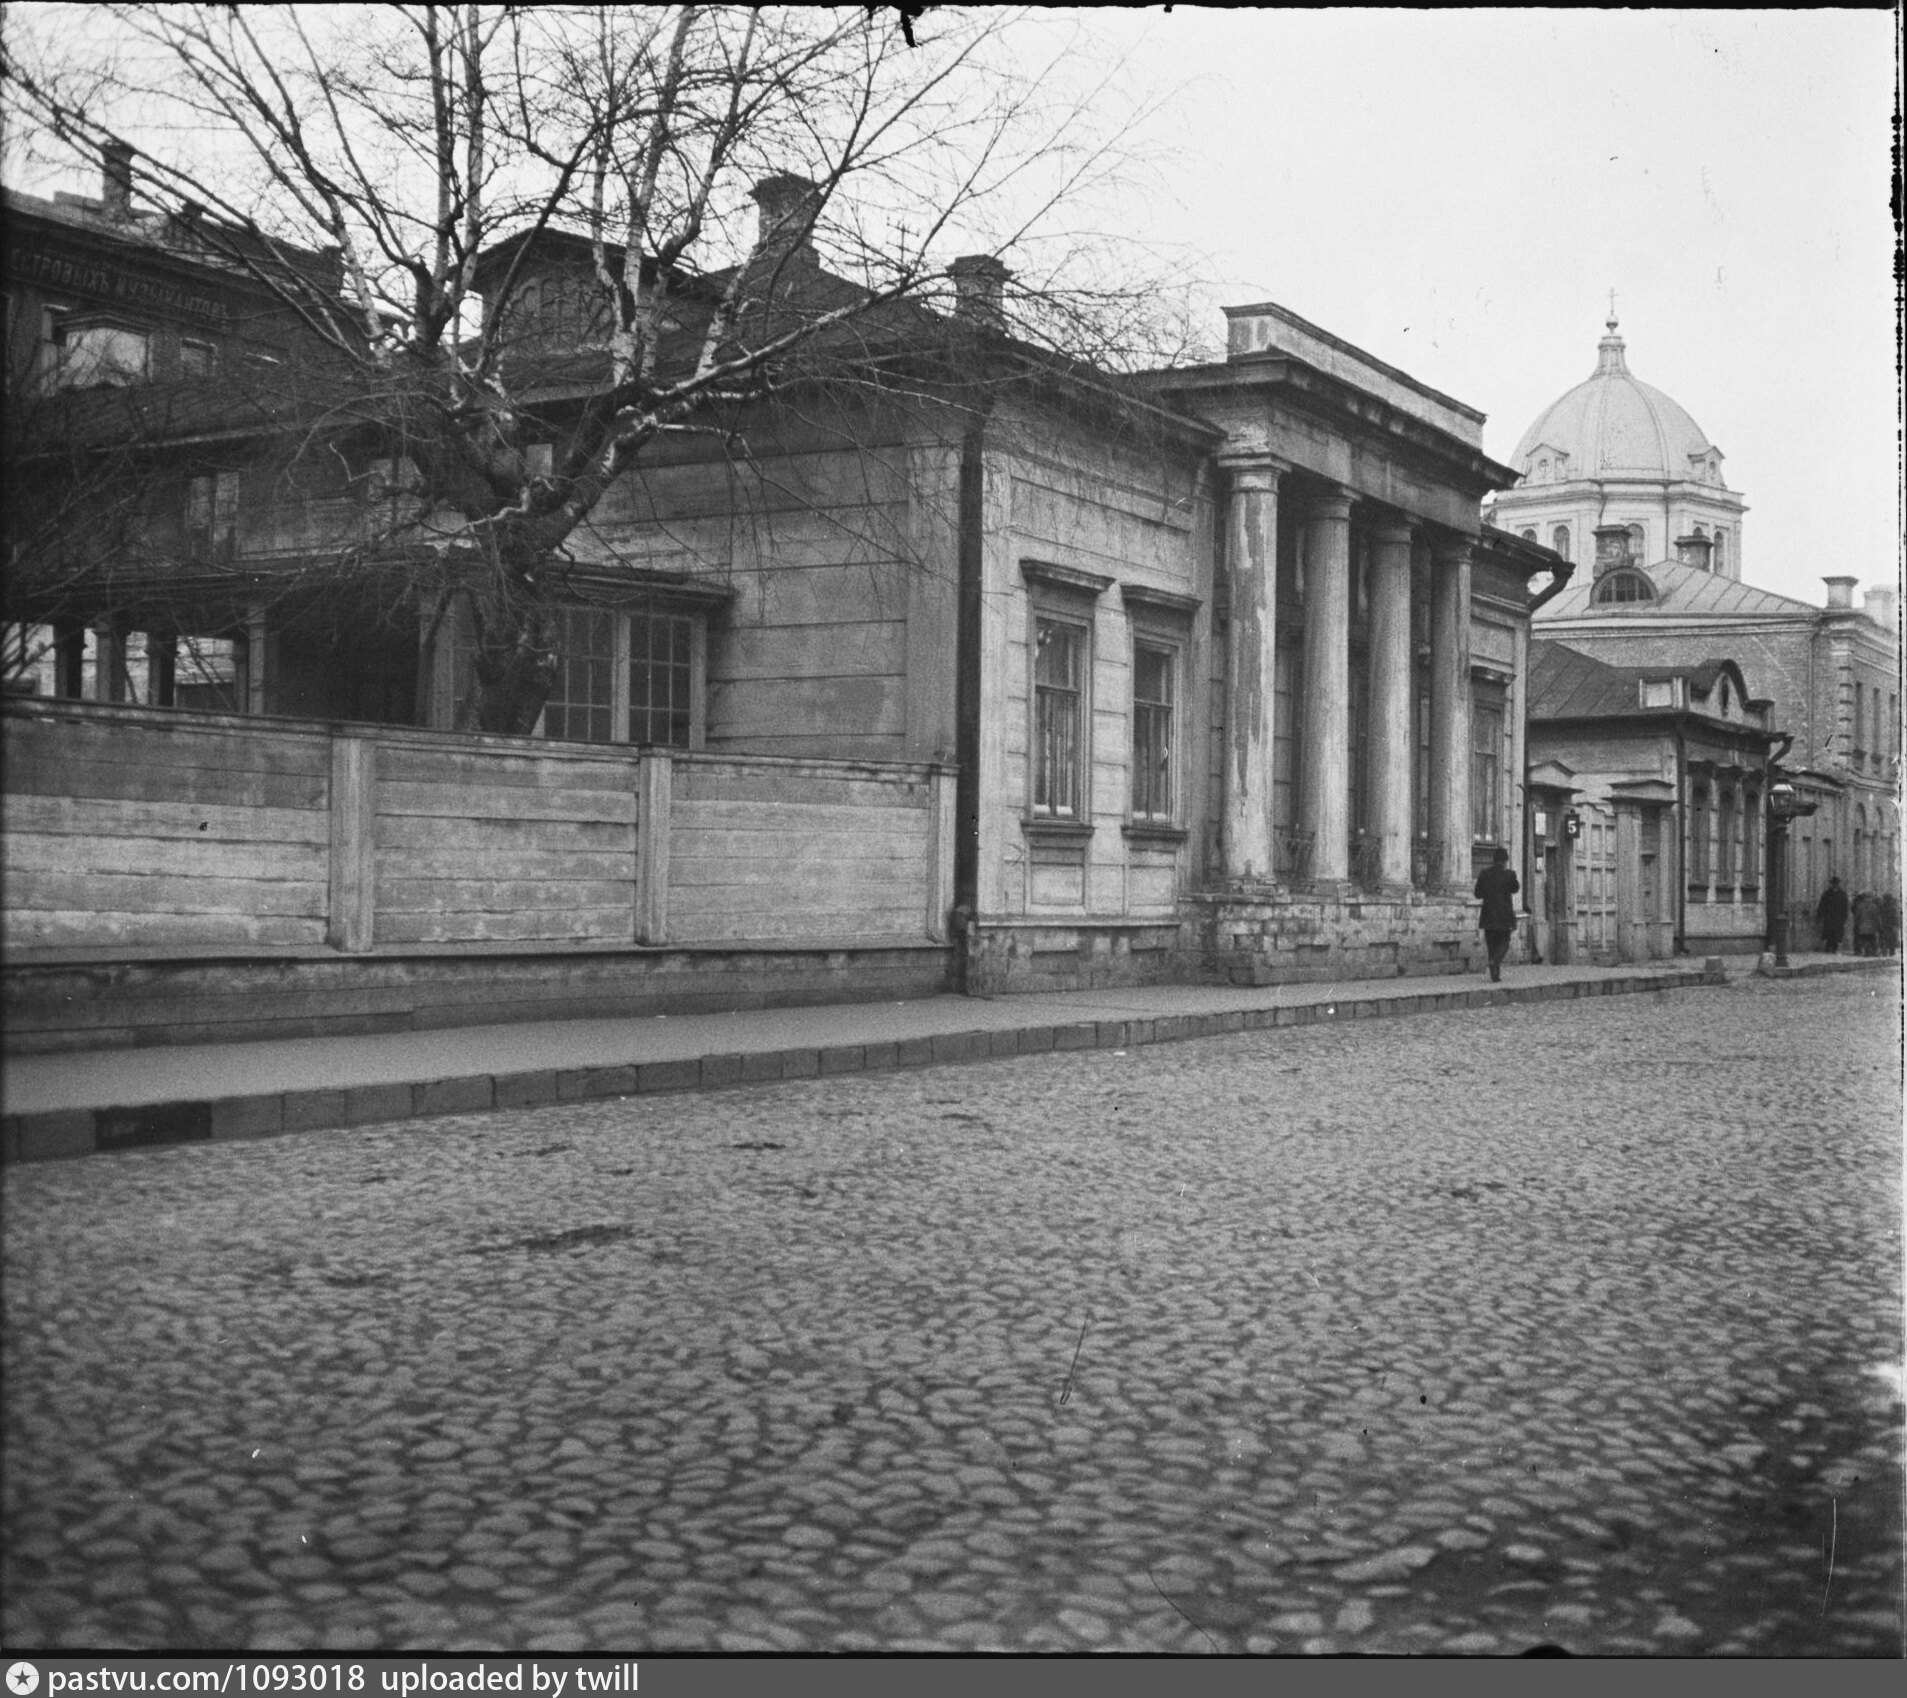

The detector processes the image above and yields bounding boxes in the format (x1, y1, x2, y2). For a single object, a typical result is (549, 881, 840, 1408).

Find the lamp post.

(1767, 775, 1816, 968)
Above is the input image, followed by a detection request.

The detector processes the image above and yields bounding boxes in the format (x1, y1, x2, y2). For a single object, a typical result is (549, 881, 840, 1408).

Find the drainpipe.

(1673, 719, 1688, 956)
(952, 401, 989, 993)
(1527, 557, 1575, 616)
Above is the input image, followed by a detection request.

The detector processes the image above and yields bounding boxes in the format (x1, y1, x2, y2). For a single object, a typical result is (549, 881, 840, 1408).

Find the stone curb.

(1752, 955, 1900, 980)
(1, 969, 1719, 1164)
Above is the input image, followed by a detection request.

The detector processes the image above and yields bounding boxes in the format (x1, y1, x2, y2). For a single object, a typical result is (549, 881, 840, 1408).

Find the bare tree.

(3, 3, 1187, 733)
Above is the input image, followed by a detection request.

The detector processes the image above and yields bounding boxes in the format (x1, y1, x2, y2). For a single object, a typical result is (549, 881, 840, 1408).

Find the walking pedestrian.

(1816, 876, 1849, 954)
(1851, 890, 1881, 957)
(1475, 845, 1520, 983)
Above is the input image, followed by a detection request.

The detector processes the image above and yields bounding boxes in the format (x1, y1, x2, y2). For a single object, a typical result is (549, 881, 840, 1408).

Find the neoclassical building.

(6, 146, 1559, 1051)
(1494, 311, 1900, 955)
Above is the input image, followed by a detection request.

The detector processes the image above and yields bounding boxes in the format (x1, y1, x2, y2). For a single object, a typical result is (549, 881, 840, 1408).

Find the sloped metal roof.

(1535, 558, 1822, 622)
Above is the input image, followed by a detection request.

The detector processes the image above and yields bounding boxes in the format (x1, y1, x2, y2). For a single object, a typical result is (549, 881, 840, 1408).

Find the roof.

(1511, 317, 1716, 483)
(1529, 638, 1769, 727)
(1535, 556, 1823, 622)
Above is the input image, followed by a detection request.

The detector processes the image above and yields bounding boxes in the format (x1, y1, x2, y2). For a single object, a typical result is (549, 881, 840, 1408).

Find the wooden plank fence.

(2, 698, 953, 957)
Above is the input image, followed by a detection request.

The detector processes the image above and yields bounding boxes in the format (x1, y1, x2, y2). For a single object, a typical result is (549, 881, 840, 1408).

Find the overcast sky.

(1080, 6, 1899, 609)
(11, 7, 1895, 610)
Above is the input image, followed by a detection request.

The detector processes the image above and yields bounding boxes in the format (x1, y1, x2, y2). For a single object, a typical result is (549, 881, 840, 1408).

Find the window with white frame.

(628, 608, 698, 747)
(535, 602, 705, 750)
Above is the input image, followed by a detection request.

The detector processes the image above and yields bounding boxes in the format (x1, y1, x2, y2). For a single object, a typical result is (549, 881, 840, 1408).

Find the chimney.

(947, 254, 1010, 331)
(101, 137, 134, 222)
(1674, 531, 1714, 571)
(1592, 524, 1633, 578)
(748, 173, 820, 264)
(1822, 575, 1857, 610)
(1863, 586, 1898, 632)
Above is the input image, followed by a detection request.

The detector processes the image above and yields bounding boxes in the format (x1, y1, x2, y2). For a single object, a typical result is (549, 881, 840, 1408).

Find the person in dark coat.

(1474, 846, 1520, 983)
(1851, 890, 1881, 956)
(1816, 876, 1850, 953)
(1880, 892, 1900, 956)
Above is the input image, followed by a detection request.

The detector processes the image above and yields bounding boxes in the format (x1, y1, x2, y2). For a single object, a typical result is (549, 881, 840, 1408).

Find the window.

(1712, 530, 1726, 573)
(628, 609, 697, 747)
(1689, 785, 1710, 887)
(1552, 524, 1570, 560)
(1130, 639, 1176, 824)
(1520, 528, 1537, 543)
(1627, 523, 1646, 560)
(1594, 570, 1656, 605)
(544, 606, 619, 744)
(1741, 789, 1760, 891)
(1032, 614, 1087, 818)
(52, 318, 150, 388)
(1470, 696, 1503, 843)
(179, 339, 218, 379)
(536, 603, 705, 750)
(1717, 787, 1737, 888)
(184, 471, 241, 559)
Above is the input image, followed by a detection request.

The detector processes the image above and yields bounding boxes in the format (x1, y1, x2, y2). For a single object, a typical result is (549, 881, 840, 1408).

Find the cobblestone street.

(4, 973, 1901, 1656)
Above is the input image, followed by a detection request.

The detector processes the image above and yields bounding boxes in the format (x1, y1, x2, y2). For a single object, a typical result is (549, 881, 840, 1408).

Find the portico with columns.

(1143, 303, 1549, 985)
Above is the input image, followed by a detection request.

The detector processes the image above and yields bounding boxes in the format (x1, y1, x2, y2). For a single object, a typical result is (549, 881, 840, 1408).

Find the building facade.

(1526, 641, 1780, 964)
(4, 148, 1557, 1048)
(1493, 312, 1900, 956)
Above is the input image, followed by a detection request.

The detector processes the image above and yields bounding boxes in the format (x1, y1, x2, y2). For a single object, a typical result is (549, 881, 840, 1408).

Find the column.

(1220, 458, 1283, 882)
(1428, 539, 1472, 894)
(1299, 488, 1353, 883)
(1366, 520, 1415, 888)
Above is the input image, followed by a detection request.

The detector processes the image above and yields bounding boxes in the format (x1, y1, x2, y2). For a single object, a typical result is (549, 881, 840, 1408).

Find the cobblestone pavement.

(4, 975, 1901, 1656)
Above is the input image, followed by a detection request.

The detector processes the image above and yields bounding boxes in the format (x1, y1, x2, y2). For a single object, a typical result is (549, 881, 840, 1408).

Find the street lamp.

(1766, 774, 1817, 968)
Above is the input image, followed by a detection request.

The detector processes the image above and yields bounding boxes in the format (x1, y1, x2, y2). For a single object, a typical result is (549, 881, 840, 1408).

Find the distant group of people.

(1814, 876, 1900, 957)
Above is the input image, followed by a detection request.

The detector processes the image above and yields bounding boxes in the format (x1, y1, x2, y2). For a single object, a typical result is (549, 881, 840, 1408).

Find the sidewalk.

(2, 952, 1892, 1163)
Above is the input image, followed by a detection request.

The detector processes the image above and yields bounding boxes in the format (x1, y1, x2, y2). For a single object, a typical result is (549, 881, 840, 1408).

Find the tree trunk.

(457, 550, 560, 736)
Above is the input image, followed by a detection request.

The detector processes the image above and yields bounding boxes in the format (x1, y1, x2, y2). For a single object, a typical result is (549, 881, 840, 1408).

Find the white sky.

(1075, 6, 1900, 609)
(10, 7, 1896, 610)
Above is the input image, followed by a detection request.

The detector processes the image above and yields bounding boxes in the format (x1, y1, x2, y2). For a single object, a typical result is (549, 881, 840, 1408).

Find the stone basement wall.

(962, 919, 1190, 996)
(1192, 889, 1484, 985)
(2, 944, 952, 1055)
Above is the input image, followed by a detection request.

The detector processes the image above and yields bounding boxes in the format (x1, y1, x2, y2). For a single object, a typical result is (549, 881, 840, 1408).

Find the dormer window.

(1594, 569, 1656, 605)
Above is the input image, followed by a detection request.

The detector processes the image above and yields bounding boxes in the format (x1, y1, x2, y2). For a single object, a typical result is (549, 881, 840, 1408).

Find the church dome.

(1512, 316, 1723, 487)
